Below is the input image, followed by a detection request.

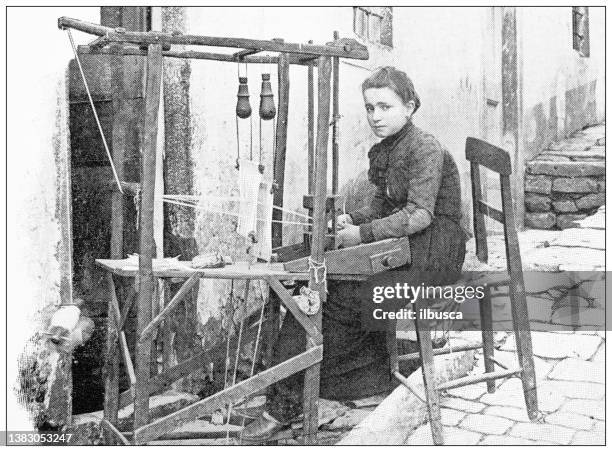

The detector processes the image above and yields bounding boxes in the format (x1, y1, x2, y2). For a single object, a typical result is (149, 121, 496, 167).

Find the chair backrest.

(465, 137, 524, 278)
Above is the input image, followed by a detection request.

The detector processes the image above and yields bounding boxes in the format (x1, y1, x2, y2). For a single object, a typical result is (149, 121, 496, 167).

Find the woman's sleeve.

(348, 186, 387, 225)
(359, 141, 444, 243)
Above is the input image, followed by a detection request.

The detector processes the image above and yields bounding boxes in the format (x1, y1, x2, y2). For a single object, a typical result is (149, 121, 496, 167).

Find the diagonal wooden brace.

(107, 274, 136, 385)
(100, 419, 131, 445)
(139, 273, 200, 344)
(133, 345, 323, 444)
(266, 277, 323, 344)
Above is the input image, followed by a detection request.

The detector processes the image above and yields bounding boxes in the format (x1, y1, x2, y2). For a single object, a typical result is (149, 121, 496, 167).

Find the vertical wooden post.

(110, 49, 125, 258)
(306, 43, 315, 232)
(134, 43, 163, 432)
(331, 31, 340, 248)
(302, 55, 332, 445)
(103, 44, 125, 444)
(307, 41, 315, 198)
(272, 53, 290, 249)
(103, 275, 120, 445)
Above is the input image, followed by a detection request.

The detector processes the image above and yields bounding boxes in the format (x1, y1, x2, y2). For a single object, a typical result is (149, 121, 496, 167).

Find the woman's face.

(363, 87, 415, 138)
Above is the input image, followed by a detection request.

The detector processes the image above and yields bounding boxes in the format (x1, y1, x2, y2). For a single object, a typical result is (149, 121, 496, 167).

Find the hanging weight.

(236, 76, 252, 119)
(259, 73, 276, 120)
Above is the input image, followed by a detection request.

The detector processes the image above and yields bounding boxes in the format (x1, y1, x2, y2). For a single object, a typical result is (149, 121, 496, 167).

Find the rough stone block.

(544, 411, 594, 431)
(499, 331, 601, 360)
(525, 212, 556, 229)
(480, 378, 563, 413)
(571, 430, 605, 445)
(446, 382, 488, 401)
(525, 175, 552, 194)
(548, 139, 592, 153)
(542, 380, 604, 400)
(596, 180, 605, 192)
(440, 397, 486, 413)
(525, 194, 551, 212)
(548, 358, 604, 384)
(534, 154, 570, 161)
(508, 422, 575, 444)
(556, 213, 588, 229)
(526, 161, 605, 177)
(459, 414, 514, 435)
(575, 193, 605, 210)
(479, 435, 543, 445)
(551, 307, 604, 327)
(552, 200, 577, 213)
(483, 406, 530, 422)
(560, 399, 605, 421)
(552, 177, 599, 193)
(407, 424, 482, 445)
(441, 408, 467, 427)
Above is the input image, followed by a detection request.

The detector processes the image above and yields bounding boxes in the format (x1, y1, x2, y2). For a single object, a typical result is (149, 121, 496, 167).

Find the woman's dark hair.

(361, 66, 421, 114)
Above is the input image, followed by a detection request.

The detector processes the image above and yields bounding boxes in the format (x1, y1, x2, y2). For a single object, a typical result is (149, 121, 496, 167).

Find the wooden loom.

(59, 16, 410, 445)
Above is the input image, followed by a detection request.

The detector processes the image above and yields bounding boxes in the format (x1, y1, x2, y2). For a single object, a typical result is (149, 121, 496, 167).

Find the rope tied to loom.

(308, 257, 328, 294)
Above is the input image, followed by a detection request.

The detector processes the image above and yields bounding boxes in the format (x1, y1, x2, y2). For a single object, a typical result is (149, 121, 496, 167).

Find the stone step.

(526, 161, 605, 177)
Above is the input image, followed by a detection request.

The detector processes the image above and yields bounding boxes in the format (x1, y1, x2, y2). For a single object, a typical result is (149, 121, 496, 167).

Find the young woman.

(242, 66, 466, 441)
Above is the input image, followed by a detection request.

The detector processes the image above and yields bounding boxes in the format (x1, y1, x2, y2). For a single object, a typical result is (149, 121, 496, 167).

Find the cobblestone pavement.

(406, 123, 605, 446)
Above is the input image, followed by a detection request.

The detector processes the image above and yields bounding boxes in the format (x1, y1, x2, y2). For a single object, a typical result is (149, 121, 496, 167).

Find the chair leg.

(509, 289, 539, 421)
(414, 300, 444, 445)
(386, 318, 399, 375)
(479, 285, 495, 393)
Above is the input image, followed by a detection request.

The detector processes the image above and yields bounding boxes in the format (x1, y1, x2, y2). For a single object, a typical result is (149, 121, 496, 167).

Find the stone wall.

(524, 124, 605, 230)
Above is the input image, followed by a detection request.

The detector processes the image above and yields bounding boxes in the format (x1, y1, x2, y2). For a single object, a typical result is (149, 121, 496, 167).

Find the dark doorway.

(69, 7, 149, 415)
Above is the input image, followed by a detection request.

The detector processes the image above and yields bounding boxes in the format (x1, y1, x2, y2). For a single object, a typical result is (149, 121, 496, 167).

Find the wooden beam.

(139, 273, 200, 343)
(110, 44, 125, 259)
(78, 45, 320, 66)
(134, 43, 163, 431)
(307, 43, 315, 198)
(283, 237, 411, 277)
(331, 31, 340, 248)
(302, 55, 332, 445)
(478, 200, 504, 224)
(101, 419, 131, 445)
(272, 53, 290, 249)
(266, 277, 322, 344)
(107, 274, 136, 385)
(435, 368, 522, 391)
(59, 16, 369, 60)
(133, 345, 323, 444)
(103, 275, 120, 444)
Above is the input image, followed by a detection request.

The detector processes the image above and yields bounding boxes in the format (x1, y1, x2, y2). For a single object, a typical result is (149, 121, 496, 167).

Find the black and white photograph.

(3, 4, 607, 446)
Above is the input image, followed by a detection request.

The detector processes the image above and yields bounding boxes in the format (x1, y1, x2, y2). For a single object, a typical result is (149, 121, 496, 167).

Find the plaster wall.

(181, 6, 487, 246)
(7, 6, 98, 429)
(520, 6, 605, 162)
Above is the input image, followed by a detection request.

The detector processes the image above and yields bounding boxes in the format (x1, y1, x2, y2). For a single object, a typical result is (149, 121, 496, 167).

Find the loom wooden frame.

(59, 16, 368, 445)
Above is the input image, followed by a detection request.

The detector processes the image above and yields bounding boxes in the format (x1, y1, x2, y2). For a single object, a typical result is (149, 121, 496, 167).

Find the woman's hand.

(328, 213, 353, 231)
(336, 213, 353, 230)
(336, 224, 362, 248)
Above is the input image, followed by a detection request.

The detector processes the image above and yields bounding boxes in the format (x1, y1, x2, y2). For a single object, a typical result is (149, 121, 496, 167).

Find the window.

(353, 7, 393, 47)
(572, 7, 589, 57)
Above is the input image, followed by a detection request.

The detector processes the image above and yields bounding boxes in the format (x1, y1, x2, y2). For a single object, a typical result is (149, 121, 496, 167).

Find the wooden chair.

(388, 137, 539, 445)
